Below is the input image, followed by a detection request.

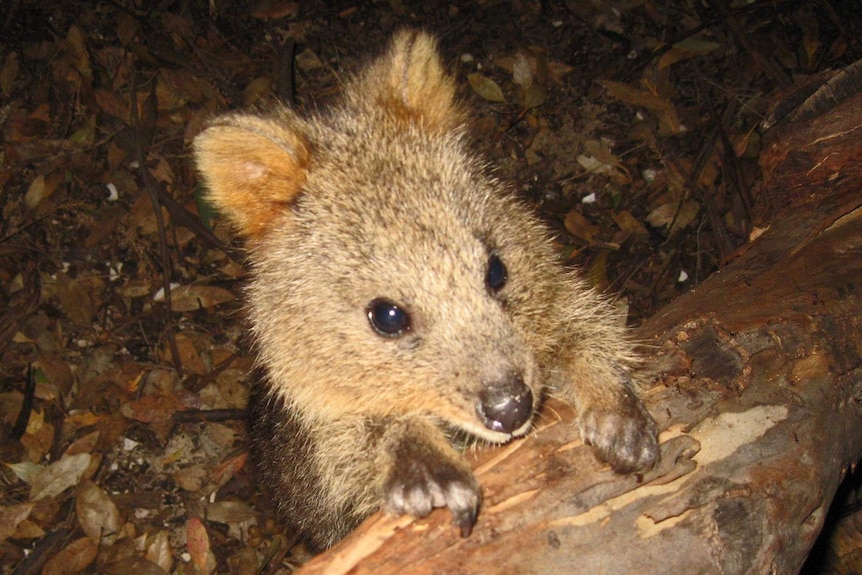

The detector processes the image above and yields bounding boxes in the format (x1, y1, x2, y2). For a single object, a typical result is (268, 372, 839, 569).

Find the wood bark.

(293, 73, 862, 575)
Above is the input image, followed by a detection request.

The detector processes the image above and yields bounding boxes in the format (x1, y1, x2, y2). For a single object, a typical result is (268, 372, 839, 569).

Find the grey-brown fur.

(194, 30, 659, 551)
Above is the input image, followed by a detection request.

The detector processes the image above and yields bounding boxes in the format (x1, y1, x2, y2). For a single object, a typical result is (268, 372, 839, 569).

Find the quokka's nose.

(476, 374, 533, 434)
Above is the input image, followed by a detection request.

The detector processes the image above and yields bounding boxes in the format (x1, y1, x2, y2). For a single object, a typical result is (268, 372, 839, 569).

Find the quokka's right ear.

(193, 113, 310, 240)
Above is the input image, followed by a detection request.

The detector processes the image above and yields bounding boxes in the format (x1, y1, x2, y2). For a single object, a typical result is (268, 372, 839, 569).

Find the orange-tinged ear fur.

(360, 30, 465, 132)
(193, 114, 309, 240)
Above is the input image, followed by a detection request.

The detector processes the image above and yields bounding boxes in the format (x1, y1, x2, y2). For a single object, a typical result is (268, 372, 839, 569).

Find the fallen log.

(294, 66, 862, 575)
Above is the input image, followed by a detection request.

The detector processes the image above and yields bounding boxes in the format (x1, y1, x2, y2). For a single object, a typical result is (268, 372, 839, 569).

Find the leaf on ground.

(19, 409, 53, 462)
(646, 200, 701, 232)
(24, 173, 63, 209)
(56, 272, 97, 326)
(5, 461, 42, 483)
(173, 332, 210, 376)
(581, 139, 630, 183)
(121, 394, 185, 424)
(77, 480, 122, 545)
(169, 284, 235, 311)
(243, 76, 272, 106)
(0, 503, 34, 541)
(658, 38, 720, 70)
(210, 452, 248, 489)
(612, 210, 650, 237)
(30, 453, 92, 501)
(141, 529, 174, 573)
(187, 517, 217, 575)
(197, 500, 258, 524)
(42, 537, 98, 575)
(564, 210, 601, 243)
(65, 25, 92, 78)
(296, 48, 325, 72)
(64, 430, 101, 456)
(1, 51, 19, 97)
(173, 464, 207, 492)
(599, 79, 681, 134)
(250, 0, 301, 19)
(512, 51, 533, 89)
(522, 84, 547, 110)
(468, 73, 506, 103)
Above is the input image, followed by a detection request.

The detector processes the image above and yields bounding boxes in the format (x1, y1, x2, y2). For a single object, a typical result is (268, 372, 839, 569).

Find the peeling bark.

(293, 77, 862, 575)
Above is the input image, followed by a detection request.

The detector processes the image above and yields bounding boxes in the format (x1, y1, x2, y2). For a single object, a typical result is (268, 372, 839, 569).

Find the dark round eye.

(367, 298, 411, 337)
(486, 253, 507, 291)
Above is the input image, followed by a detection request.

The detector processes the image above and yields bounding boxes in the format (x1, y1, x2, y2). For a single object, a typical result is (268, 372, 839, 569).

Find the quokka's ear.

(193, 113, 309, 240)
(361, 29, 465, 132)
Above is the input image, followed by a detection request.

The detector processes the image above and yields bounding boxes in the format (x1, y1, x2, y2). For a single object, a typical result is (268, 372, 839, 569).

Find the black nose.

(476, 374, 533, 434)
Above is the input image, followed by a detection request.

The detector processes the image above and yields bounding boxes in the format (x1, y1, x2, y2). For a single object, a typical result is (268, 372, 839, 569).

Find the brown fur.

(194, 30, 659, 550)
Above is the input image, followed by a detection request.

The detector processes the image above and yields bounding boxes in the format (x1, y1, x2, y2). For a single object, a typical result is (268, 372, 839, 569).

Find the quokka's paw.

(382, 444, 480, 537)
(580, 393, 659, 474)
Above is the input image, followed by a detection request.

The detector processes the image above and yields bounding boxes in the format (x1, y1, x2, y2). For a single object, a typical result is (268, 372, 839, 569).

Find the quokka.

(194, 30, 659, 551)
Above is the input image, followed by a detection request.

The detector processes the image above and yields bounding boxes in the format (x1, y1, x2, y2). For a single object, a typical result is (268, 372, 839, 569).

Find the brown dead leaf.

(296, 48, 325, 72)
(521, 84, 547, 111)
(20, 408, 53, 462)
(512, 51, 533, 89)
(94, 89, 130, 121)
(658, 38, 720, 70)
(0, 503, 34, 541)
(56, 272, 96, 326)
(36, 350, 75, 397)
(468, 73, 506, 103)
(117, 278, 154, 299)
(646, 200, 701, 232)
(24, 172, 64, 209)
(173, 332, 209, 376)
(250, 0, 301, 19)
(546, 59, 574, 83)
(173, 464, 207, 492)
(586, 250, 611, 291)
(13, 518, 45, 539)
(65, 25, 92, 78)
(64, 430, 101, 456)
(198, 500, 258, 524)
(187, 517, 217, 575)
(169, 284, 235, 311)
(42, 537, 98, 575)
(243, 76, 272, 107)
(77, 480, 122, 545)
(155, 74, 186, 111)
(149, 156, 175, 185)
(612, 210, 650, 237)
(69, 115, 96, 145)
(116, 12, 140, 46)
(1, 51, 19, 97)
(142, 530, 174, 573)
(564, 210, 600, 243)
(582, 139, 630, 183)
(599, 79, 681, 134)
(121, 394, 185, 425)
(211, 452, 248, 489)
(30, 453, 92, 501)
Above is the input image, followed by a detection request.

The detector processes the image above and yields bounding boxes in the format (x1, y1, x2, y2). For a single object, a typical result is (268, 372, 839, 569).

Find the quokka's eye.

(486, 253, 507, 292)
(367, 298, 411, 337)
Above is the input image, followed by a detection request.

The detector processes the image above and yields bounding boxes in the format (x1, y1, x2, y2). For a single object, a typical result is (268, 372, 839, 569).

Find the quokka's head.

(194, 31, 559, 443)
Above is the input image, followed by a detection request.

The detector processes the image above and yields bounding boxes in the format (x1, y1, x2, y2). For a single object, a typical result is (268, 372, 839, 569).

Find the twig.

(129, 68, 184, 378)
(10, 364, 35, 440)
